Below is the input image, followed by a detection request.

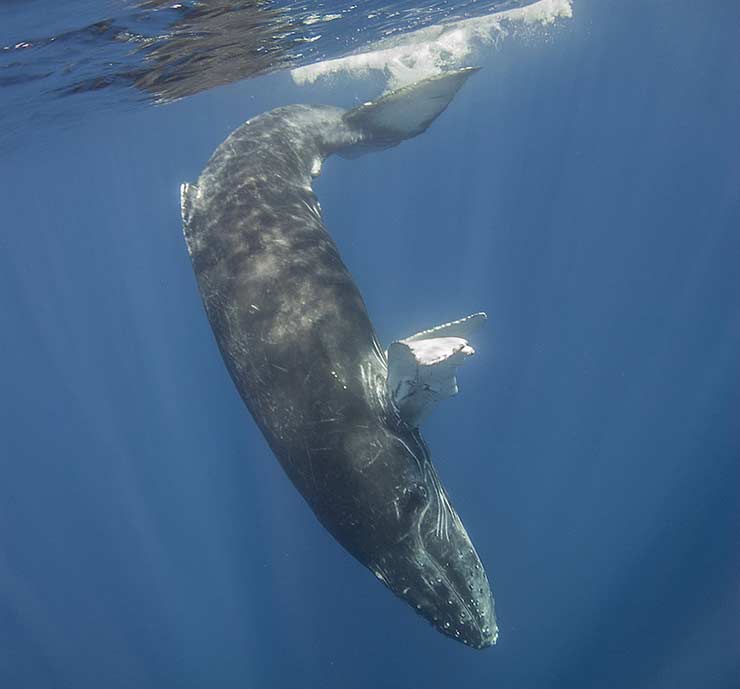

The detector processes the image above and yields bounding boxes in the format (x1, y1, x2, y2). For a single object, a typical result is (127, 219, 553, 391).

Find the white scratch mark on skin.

(365, 446, 383, 469)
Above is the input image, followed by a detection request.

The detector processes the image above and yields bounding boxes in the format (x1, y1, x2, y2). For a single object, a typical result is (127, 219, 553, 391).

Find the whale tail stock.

(180, 67, 477, 243)
(337, 67, 479, 158)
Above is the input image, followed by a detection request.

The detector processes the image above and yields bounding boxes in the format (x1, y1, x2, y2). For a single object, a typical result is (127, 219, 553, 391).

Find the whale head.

(329, 418, 497, 649)
(369, 441, 498, 649)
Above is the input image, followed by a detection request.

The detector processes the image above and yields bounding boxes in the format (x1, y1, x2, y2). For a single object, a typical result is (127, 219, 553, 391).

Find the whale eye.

(401, 483, 428, 513)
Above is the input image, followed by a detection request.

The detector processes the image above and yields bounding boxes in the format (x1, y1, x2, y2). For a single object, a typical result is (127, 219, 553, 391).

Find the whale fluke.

(338, 67, 480, 157)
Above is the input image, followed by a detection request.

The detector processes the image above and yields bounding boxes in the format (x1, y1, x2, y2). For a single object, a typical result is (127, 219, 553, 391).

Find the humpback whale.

(181, 67, 497, 648)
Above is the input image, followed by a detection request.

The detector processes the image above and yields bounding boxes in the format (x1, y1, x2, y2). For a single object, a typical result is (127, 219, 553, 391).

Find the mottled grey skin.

(181, 71, 496, 648)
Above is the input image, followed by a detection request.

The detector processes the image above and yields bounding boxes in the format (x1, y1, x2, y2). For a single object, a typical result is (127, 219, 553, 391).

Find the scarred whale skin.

(181, 68, 497, 648)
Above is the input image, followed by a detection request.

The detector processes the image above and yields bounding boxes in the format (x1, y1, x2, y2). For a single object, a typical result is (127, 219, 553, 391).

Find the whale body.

(181, 68, 497, 648)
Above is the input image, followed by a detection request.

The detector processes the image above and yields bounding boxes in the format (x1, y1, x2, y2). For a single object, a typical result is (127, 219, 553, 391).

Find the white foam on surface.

(291, 0, 572, 90)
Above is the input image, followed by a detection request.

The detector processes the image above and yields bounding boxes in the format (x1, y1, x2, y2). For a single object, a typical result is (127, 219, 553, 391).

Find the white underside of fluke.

(339, 67, 479, 158)
(387, 312, 487, 426)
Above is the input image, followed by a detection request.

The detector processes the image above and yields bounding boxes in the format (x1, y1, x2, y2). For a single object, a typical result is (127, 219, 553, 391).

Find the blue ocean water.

(1, 1, 739, 688)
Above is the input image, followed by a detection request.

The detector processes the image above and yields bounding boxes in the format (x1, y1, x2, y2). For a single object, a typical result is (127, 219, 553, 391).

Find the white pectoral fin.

(387, 313, 486, 427)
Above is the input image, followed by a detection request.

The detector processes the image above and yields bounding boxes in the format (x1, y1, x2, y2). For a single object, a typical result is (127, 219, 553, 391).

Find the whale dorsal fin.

(387, 313, 486, 427)
(181, 182, 200, 255)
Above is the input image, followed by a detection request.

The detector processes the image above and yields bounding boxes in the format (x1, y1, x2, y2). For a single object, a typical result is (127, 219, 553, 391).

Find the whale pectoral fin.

(340, 67, 479, 157)
(387, 314, 485, 426)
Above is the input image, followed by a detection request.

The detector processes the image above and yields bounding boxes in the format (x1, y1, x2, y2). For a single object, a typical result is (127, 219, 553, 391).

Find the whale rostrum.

(181, 67, 498, 648)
